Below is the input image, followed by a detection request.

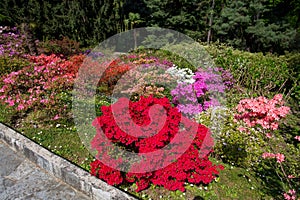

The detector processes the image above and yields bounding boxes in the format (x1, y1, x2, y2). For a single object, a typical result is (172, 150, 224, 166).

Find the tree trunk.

(207, 0, 215, 44)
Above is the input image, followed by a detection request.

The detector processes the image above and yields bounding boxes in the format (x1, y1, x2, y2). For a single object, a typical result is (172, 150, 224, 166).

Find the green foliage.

(1, 0, 299, 53)
(212, 0, 297, 52)
(195, 107, 267, 169)
(0, 56, 30, 76)
(205, 43, 293, 97)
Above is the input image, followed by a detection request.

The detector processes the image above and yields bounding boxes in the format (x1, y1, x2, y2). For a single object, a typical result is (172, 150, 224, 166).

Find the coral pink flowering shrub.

(0, 54, 85, 119)
(235, 94, 299, 199)
(235, 94, 290, 131)
(90, 96, 223, 192)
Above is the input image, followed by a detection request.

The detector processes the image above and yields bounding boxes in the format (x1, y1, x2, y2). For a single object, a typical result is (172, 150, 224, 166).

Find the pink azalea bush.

(284, 189, 297, 200)
(235, 94, 299, 199)
(235, 94, 290, 131)
(0, 54, 85, 121)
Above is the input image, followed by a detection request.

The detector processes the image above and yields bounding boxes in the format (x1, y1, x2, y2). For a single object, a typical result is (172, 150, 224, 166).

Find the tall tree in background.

(0, 0, 299, 52)
(212, 0, 296, 52)
(207, 0, 215, 44)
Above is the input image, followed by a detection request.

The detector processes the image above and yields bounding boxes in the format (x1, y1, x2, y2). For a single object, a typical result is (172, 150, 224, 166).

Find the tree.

(212, 0, 296, 52)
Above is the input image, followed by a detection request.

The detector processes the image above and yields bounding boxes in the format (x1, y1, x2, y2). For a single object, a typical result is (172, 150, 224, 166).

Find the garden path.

(0, 140, 90, 200)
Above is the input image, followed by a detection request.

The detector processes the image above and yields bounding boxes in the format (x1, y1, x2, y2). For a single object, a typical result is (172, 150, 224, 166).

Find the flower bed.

(0, 26, 299, 199)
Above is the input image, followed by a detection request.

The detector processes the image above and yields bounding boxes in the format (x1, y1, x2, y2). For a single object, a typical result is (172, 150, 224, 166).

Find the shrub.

(205, 44, 293, 98)
(0, 54, 85, 122)
(195, 107, 268, 168)
(0, 26, 28, 57)
(170, 67, 233, 116)
(0, 56, 30, 76)
(96, 54, 175, 97)
(37, 36, 80, 57)
(234, 94, 299, 199)
(90, 96, 223, 192)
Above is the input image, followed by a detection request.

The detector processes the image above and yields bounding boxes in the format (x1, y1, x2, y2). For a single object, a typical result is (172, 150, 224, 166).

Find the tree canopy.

(0, 0, 299, 53)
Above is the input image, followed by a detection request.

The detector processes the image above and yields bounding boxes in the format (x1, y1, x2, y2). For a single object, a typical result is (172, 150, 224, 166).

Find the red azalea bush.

(99, 59, 132, 87)
(0, 54, 85, 120)
(90, 96, 223, 192)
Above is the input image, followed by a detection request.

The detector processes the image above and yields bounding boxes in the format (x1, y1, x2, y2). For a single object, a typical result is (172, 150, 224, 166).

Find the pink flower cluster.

(284, 189, 297, 200)
(0, 54, 84, 118)
(262, 152, 285, 163)
(235, 94, 290, 131)
(295, 136, 300, 142)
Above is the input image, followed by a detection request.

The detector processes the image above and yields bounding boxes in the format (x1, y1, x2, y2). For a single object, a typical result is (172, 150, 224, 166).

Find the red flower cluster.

(90, 96, 223, 192)
(99, 59, 132, 87)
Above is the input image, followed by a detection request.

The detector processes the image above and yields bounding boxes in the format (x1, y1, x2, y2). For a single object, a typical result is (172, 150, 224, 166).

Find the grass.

(119, 161, 273, 200)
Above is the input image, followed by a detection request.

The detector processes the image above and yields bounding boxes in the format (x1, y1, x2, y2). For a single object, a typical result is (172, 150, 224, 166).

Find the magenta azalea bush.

(0, 26, 28, 57)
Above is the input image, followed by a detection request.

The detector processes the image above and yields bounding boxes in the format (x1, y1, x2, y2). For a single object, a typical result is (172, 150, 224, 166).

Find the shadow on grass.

(193, 196, 205, 200)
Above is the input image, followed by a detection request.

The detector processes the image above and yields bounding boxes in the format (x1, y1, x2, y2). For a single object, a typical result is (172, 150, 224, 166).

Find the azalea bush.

(90, 96, 223, 192)
(234, 94, 299, 199)
(0, 54, 85, 121)
(170, 67, 234, 116)
(97, 54, 175, 97)
(0, 26, 28, 57)
(196, 93, 299, 199)
(0, 26, 32, 76)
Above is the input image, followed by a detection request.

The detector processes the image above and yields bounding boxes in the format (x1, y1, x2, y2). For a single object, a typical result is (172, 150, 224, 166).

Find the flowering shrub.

(166, 65, 195, 84)
(284, 189, 297, 200)
(0, 26, 28, 57)
(90, 96, 223, 192)
(113, 65, 174, 99)
(170, 67, 231, 116)
(235, 94, 290, 131)
(125, 53, 174, 68)
(0, 54, 85, 120)
(98, 54, 175, 98)
(235, 94, 299, 199)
